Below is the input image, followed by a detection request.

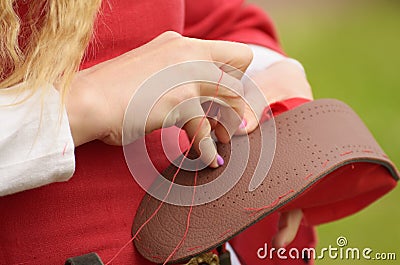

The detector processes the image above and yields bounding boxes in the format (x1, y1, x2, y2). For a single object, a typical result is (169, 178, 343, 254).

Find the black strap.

(216, 246, 231, 265)
(219, 250, 231, 265)
(65, 252, 104, 265)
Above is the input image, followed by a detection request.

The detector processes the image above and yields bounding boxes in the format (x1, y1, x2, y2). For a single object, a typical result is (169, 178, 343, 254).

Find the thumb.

(272, 209, 303, 248)
(207, 40, 253, 79)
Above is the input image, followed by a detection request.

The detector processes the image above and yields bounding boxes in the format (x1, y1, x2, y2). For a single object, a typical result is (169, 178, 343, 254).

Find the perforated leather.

(132, 99, 399, 264)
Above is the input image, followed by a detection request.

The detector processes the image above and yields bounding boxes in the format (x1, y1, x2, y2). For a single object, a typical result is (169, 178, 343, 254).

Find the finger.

(201, 101, 220, 118)
(207, 40, 253, 79)
(208, 117, 218, 131)
(214, 104, 243, 143)
(181, 103, 221, 168)
(272, 209, 303, 248)
(200, 64, 245, 99)
(235, 103, 259, 135)
(240, 74, 270, 126)
(200, 67, 245, 141)
(200, 101, 219, 132)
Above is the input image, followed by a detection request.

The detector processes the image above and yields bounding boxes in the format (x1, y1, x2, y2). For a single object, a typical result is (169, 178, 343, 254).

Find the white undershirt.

(0, 84, 75, 196)
(226, 242, 242, 265)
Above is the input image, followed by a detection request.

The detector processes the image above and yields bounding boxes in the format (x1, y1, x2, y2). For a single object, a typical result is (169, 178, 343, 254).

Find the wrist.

(64, 75, 110, 146)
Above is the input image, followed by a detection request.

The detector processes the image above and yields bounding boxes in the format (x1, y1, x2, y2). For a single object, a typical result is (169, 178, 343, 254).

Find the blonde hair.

(0, 0, 102, 102)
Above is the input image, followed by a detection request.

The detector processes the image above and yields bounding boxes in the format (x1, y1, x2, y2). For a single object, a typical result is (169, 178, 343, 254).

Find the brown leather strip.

(132, 99, 399, 264)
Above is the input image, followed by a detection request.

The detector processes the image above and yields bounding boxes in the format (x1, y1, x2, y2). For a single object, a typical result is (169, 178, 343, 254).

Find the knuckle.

(158, 30, 182, 41)
(244, 45, 254, 63)
(238, 43, 254, 64)
(167, 87, 198, 107)
(170, 37, 199, 58)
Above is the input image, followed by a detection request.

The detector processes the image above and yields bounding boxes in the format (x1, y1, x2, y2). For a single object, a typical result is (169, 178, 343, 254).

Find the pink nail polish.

(239, 119, 247, 129)
(217, 154, 224, 166)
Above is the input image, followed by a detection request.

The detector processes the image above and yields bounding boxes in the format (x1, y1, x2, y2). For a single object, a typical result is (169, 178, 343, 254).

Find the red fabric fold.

(184, 0, 284, 54)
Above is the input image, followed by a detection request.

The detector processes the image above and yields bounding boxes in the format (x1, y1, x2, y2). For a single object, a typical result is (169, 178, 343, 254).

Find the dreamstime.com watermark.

(257, 236, 397, 261)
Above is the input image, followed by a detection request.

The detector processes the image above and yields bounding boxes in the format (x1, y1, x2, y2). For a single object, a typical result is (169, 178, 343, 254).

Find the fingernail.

(239, 119, 247, 129)
(217, 154, 224, 166)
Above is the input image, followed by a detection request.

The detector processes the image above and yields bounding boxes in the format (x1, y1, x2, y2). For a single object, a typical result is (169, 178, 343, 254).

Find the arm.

(1, 32, 253, 196)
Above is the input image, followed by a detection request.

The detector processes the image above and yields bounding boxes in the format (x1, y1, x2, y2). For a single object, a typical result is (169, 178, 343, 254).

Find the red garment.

(0, 1, 396, 265)
(81, 0, 283, 70)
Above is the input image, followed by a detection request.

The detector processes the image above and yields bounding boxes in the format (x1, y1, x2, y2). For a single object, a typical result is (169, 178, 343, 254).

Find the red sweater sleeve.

(184, 0, 284, 54)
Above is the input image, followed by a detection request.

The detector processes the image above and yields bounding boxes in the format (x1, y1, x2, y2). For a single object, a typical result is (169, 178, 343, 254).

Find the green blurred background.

(249, 0, 399, 264)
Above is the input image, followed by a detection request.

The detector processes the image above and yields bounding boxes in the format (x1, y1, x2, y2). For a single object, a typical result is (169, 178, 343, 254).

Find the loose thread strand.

(163, 168, 198, 264)
(104, 70, 223, 264)
(244, 189, 295, 216)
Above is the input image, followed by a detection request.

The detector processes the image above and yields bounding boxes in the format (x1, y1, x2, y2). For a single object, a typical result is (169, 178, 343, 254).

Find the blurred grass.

(250, 1, 400, 264)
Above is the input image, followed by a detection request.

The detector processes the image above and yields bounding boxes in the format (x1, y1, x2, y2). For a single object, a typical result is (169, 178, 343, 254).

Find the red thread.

(321, 160, 329, 168)
(340, 151, 353, 156)
(187, 245, 203, 252)
(245, 198, 280, 215)
(152, 256, 163, 261)
(163, 169, 198, 264)
(362, 149, 373, 153)
(244, 189, 295, 216)
(138, 178, 167, 218)
(62, 143, 68, 156)
(104, 70, 224, 265)
(218, 229, 232, 239)
(382, 154, 389, 159)
(304, 173, 313, 180)
(141, 246, 152, 254)
(139, 208, 145, 217)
